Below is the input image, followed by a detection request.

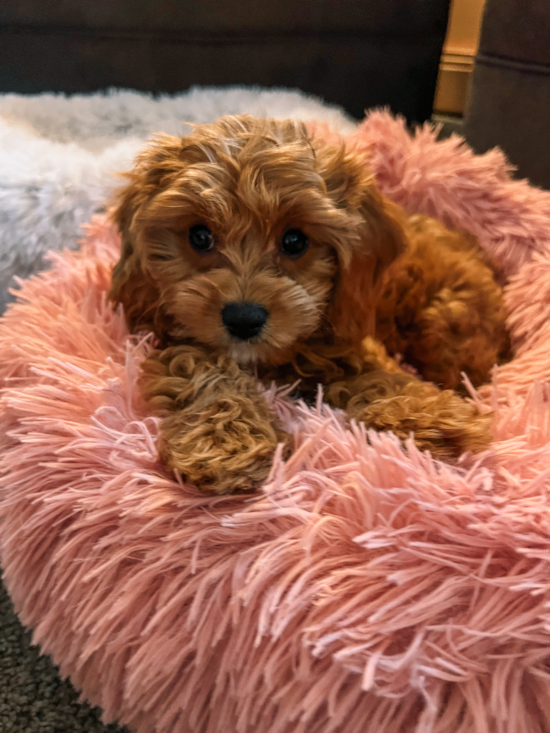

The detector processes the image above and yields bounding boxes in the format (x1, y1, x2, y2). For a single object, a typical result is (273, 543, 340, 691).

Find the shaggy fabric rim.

(1, 111, 550, 733)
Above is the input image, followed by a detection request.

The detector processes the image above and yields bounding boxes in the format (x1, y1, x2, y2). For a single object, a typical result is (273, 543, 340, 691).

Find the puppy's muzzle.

(222, 302, 268, 341)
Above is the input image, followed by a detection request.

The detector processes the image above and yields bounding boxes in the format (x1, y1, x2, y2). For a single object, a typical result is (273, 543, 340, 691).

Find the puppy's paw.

(347, 380, 491, 460)
(158, 394, 291, 494)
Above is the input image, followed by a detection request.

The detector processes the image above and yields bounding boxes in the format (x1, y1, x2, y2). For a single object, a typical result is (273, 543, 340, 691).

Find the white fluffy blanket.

(0, 86, 355, 311)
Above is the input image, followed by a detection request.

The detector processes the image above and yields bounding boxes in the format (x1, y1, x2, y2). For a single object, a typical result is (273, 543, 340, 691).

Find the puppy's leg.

(141, 345, 290, 493)
(325, 343, 490, 459)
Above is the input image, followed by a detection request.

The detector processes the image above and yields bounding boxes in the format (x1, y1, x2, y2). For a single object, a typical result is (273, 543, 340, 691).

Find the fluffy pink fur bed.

(2, 111, 550, 733)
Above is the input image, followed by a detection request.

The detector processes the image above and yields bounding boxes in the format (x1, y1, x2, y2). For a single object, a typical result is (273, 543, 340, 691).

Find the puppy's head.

(109, 114, 405, 364)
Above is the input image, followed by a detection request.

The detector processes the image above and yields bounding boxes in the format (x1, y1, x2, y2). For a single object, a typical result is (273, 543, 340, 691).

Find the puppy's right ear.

(108, 188, 162, 334)
(108, 135, 186, 334)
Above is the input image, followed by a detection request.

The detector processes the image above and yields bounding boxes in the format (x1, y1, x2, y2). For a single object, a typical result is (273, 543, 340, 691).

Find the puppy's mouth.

(170, 273, 323, 363)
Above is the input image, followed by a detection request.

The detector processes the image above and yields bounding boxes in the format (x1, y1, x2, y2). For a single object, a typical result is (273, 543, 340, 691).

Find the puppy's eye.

(189, 224, 214, 253)
(281, 229, 309, 259)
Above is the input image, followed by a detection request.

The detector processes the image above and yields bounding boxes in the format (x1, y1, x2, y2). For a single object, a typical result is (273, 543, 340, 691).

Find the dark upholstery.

(0, 0, 451, 123)
(465, 0, 550, 189)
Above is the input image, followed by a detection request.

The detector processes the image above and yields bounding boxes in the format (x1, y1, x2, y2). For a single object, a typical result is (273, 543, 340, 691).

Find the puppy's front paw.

(158, 395, 291, 494)
(347, 380, 491, 460)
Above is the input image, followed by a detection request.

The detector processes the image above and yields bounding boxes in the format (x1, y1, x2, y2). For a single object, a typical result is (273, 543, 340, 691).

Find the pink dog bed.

(2, 111, 550, 733)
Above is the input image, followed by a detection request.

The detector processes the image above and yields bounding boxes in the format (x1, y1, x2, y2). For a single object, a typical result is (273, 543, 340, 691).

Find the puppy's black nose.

(222, 302, 268, 341)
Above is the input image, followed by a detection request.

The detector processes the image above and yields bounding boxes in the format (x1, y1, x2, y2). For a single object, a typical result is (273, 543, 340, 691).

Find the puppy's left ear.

(320, 143, 407, 342)
(108, 134, 187, 338)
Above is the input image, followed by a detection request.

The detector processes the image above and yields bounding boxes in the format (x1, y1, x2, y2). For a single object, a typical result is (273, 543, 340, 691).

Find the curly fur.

(109, 115, 508, 493)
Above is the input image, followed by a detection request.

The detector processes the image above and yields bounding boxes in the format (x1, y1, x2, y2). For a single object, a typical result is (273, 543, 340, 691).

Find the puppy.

(109, 114, 508, 493)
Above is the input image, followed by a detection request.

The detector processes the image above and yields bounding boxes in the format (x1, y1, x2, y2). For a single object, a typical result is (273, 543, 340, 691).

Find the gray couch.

(465, 0, 550, 189)
(0, 0, 450, 122)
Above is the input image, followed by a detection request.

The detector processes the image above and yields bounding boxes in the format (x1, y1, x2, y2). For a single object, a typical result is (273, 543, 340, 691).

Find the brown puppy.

(109, 115, 508, 493)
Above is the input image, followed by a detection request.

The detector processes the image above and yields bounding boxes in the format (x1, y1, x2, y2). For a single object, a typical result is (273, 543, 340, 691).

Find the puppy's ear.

(108, 135, 185, 335)
(319, 143, 407, 342)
